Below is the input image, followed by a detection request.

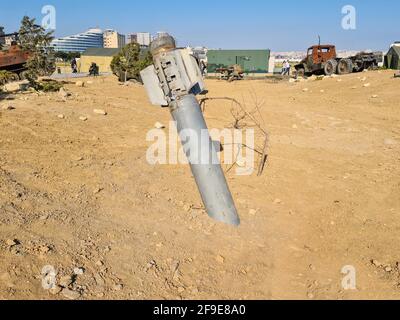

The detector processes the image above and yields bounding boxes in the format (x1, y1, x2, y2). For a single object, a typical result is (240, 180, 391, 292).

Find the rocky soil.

(0, 70, 399, 300)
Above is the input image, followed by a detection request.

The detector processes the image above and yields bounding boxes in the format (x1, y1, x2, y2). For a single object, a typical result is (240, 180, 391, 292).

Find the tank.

(0, 33, 31, 82)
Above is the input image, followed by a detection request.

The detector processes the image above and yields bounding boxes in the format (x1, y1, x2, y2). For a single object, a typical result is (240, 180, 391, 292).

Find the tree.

(54, 51, 68, 61)
(19, 16, 56, 82)
(110, 43, 152, 82)
(67, 52, 81, 61)
(54, 51, 80, 62)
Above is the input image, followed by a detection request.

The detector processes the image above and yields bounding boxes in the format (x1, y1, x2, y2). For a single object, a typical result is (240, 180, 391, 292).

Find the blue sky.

(0, 0, 398, 51)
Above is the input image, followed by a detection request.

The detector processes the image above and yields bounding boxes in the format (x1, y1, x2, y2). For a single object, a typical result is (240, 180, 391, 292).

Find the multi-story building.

(0, 26, 5, 46)
(103, 29, 126, 49)
(136, 32, 151, 46)
(127, 33, 138, 44)
(50, 28, 104, 53)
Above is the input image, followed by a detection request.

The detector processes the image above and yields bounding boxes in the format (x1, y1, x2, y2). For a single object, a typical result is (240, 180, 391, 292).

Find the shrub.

(111, 43, 152, 82)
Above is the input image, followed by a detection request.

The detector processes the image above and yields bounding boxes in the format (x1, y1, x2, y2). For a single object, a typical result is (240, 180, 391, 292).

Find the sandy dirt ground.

(0, 70, 399, 300)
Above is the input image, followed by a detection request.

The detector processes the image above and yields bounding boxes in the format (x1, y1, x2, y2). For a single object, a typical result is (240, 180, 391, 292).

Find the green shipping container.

(207, 49, 270, 73)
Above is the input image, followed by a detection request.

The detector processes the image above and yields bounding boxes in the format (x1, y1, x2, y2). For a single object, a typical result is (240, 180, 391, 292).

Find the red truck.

(294, 44, 382, 77)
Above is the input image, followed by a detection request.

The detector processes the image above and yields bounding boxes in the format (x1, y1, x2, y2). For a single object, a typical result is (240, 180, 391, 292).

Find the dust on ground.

(0, 70, 399, 300)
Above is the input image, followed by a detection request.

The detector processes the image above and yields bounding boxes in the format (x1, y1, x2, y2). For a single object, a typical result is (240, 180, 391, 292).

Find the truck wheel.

(19, 71, 29, 80)
(7, 73, 20, 83)
(337, 59, 353, 74)
(324, 59, 338, 76)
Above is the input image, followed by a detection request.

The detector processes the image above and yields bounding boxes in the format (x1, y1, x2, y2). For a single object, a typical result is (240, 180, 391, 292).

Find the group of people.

(89, 62, 99, 76)
(281, 60, 291, 76)
(70, 58, 99, 76)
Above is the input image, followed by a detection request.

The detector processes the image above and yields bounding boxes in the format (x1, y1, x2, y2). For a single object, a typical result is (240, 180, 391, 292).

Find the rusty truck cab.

(308, 45, 336, 65)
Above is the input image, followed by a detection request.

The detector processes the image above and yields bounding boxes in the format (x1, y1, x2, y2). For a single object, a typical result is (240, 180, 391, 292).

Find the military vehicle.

(0, 32, 31, 84)
(295, 44, 382, 77)
(216, 64, 244, 82)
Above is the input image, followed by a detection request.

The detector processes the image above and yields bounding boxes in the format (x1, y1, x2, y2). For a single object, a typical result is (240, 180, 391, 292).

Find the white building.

(51, 28, 104, 53)
(136, 32, 151, 46)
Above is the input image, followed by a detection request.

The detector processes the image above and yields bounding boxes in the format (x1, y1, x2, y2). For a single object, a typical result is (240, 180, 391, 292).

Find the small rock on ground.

(58, 88, 71, 99)
(154, 122, 165, 129)
(61, 288, 81, 300)
(49, 285, 63, 295)
(93, 109, 107, 115)
(59, 275, 74, 287)
(385, 266, 392, 272)
(249, 209, 257, 216)
(1, 105, 15, 110)
(372, 260, 382, 267)
(73, 267, 85, 275)
(6, 239, 18, 246)
(113, 284, 123, 291)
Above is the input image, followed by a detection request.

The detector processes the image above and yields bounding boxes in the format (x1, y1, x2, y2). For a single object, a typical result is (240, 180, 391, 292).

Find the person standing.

(71, 58, 78, 74)
(283, 60, 291, 76)
(286, 60, 291, 76)
(281, 60, 287, 75)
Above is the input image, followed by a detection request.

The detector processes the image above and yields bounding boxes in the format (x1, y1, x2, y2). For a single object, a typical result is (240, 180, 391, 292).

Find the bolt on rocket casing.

(141, 35, 240, 226)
